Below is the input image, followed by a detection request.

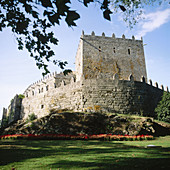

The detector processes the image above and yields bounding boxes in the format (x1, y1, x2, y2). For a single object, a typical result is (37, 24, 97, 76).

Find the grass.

(0, 136, 170, 170)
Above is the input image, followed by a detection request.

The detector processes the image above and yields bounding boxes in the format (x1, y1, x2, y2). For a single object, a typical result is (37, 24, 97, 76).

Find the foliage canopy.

(155, 92, 170, 123)
(18, 94, 25, 99)
(27, 113, 37, 122)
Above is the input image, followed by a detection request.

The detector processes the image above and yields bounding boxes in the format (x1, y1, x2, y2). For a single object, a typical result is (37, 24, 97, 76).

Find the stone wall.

(1, 72, 167, 123)
(1, 95, 22, 127)
(1, 108, 7, 127)
(81, 75, 164, 116)
(9, 95, 22, 123)
(21, 72, 83, 119)
(20, 73, 166, 120)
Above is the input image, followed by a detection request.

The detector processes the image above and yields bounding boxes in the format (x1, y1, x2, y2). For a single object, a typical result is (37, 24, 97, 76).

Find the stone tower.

(75, 31, 147, 82)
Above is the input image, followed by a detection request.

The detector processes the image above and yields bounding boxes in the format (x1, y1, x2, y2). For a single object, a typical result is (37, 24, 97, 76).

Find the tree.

(0, 0, 166, 75)
(109, 0, 166, 27)
(155, 92, 170, 123)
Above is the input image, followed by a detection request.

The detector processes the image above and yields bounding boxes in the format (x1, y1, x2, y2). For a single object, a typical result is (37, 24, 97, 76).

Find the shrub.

(155, 92, 170, 123)
(27, 113, 37, 122)
(30, 122, 37, 129)
(94, 105, 101, 112)
(1, 116, 9, 127)
(18, 94, 25, 99)
(10, 98, 14, 104)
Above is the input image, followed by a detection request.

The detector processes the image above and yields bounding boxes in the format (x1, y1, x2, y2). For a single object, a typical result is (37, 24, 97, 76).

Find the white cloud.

(136, 8, 170, 38)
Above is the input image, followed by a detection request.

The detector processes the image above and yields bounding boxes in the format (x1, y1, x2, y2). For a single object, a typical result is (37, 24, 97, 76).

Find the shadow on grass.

(0, 140, 170, 169)
(48, 158, 170, 170)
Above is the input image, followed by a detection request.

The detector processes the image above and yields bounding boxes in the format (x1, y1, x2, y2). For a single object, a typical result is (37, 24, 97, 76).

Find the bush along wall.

(155, 91, 170, 123)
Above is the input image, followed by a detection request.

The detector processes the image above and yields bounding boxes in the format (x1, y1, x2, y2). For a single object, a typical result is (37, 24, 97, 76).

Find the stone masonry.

(1, 32, 168, 125)
(1, 95, 22, 126)
(76, 31, 147, 81)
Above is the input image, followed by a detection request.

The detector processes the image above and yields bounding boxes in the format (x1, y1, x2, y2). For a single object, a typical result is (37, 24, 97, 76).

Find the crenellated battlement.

(20, 72, 169, 119)
(23, 72, 76, 98)
(23, 72, 169, 102)
(81, 30, 143, 42)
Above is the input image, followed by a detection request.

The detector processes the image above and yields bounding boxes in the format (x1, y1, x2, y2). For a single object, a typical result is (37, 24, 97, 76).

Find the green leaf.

(32, 11, 39, 18)
(24, 3, 32, 13)
(48, 50, 55, 57)
(58, 61, 68, 69)
(63, 69, 72, 75)
(55, 0, 70, 16)
(48, 13, 61, 25)
(39, 0, 53, 8)
(50, 37, 58, 45)
(65, 10, 80, 27)
(101, 0, 109, 10)
(103, 9, 112, 21)
(119, 5, 126, 12)
(83, 0, 93, 7)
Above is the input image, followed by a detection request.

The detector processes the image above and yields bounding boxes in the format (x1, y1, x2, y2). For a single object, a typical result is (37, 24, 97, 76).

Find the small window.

(26, 93, 28, 97)
(113, 47, 116, 53)
(46, 85, 49, 91)
(128, 48, 131, 55)
(39, 89, 40, 93)
(54, 83, 57, 88)
(41, 105, 44, 109)
(32, 91, 34, 96)
(41, 88, 43, 92)
(99, 46, 101, 52)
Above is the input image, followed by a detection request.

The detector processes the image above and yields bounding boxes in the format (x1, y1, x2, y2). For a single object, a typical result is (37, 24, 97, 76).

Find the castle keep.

(1, 32, 168, 126)
(76, 31, 147, 81)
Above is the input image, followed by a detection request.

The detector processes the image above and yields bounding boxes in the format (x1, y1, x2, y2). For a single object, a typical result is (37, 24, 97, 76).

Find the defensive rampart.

(81, 74, 166, 116)
(20, 73, 167, 120)
(1, 72, 168, 125)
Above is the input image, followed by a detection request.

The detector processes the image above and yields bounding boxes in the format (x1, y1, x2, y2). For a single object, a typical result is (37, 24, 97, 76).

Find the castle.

(1, 31, 168, 126)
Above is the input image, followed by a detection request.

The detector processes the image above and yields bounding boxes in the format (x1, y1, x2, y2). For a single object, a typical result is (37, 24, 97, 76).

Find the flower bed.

(0, 134, 154, 141)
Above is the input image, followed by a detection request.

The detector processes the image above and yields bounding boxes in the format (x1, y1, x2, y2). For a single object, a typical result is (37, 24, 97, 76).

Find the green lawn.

(0, 136, 170, 170)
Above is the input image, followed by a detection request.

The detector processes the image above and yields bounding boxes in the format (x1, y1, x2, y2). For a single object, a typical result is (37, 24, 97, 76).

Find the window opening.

(113, 47, 116, 53)
(99, 46, 101, 52)
(128, 48, 131, 55)
(46, 85, 49, 91)
(41, 105, 44, 109)
(54, 83, 57, 88)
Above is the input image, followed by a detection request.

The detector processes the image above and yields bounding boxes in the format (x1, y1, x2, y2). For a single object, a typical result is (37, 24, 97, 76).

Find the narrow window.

(54, 83, 57, 88)
(46, 85, 49, 91)
(32, 91, 34, 96)
(39, 89, 40, 93)
(99, 46, 101, 52)
(41, 105, 44, 109)
(41, 88, 43, 92)
(26, 93, 28, 97)
(128, 48, 131, 55)
(113, 47, 116, 53)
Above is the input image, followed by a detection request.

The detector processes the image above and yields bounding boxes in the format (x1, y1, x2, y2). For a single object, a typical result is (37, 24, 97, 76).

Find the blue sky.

(0, 1, 170, 119)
